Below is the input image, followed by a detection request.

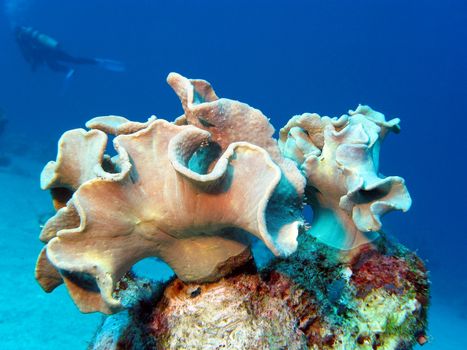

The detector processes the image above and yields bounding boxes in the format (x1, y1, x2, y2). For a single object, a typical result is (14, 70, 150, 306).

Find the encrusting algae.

(35, 73, 429, 349)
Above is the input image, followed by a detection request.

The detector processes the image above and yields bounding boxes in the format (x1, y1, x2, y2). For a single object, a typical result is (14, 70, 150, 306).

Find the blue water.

(0, 0, 466, 348)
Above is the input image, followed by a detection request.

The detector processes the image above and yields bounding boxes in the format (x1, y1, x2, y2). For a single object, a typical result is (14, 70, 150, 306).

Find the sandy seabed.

(0, 160, 464, 350)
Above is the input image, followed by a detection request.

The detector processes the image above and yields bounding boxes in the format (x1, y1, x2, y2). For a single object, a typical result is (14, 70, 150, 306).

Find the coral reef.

(35, 73, 429, 349)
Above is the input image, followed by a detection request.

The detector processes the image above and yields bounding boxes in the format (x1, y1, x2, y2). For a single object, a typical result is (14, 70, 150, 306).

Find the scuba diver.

(14, 26, 125, 78)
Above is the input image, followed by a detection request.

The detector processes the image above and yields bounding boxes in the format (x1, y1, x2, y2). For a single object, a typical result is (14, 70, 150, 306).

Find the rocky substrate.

(90, 233, 429, 350)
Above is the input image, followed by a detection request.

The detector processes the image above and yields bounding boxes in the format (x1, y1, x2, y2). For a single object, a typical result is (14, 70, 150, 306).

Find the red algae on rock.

(351, 248, 413, 298)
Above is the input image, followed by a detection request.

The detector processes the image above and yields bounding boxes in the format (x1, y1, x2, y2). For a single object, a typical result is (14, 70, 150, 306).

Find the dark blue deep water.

(0, 1, 466, 348)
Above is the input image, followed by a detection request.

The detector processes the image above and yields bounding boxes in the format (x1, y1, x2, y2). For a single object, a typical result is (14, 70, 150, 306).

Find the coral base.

(90, 234, 429, 350)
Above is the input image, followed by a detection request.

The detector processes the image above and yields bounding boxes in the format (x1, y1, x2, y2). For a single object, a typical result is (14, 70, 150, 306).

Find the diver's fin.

(61, 68, 75, 95)
(95, 58, 126, 72)
(66, 68, 75, 80)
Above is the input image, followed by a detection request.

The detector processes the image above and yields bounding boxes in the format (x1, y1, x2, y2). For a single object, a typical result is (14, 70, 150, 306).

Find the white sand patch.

(0, 165, 101, 350)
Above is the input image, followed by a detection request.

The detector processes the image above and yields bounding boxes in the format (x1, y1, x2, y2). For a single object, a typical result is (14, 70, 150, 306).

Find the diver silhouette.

(15, 26, 125, 78)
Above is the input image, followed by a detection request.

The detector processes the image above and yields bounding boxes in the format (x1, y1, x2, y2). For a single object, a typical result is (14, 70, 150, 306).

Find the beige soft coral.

(279, 105, 411, 250)
(36, 74, 305, 314)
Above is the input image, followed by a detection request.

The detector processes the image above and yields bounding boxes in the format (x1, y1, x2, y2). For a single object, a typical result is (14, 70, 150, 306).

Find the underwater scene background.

(0, 0, 465, 349)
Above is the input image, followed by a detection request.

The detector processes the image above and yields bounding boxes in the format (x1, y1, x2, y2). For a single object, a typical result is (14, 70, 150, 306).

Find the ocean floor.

(0, 158, 465, 350)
